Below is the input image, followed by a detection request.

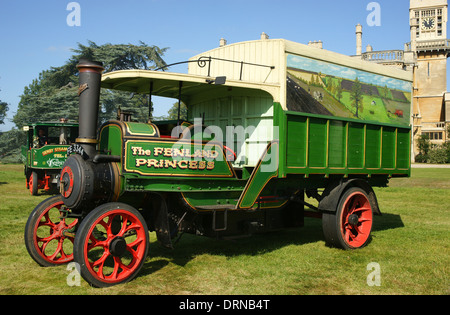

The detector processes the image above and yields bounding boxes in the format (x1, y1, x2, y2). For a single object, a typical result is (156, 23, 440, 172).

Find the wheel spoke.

(95, 255, 109, 278)
(344, 227, 354, 243)
(39, 213, 58, 229)
(109, 257, 122, 280)
(47, 240, 64, 261)
(36, 232, 57, 244)
(92, 249, 109, 268)
(116, 216, 129, 236)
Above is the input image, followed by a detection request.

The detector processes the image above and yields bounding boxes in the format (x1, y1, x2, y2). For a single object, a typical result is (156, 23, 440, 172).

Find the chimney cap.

(76, 59, 104, 73)
(261, 32, 269, 40)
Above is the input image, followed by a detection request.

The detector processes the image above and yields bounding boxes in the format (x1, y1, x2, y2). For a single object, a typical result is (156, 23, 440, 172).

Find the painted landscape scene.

(286, 54, 412, 126)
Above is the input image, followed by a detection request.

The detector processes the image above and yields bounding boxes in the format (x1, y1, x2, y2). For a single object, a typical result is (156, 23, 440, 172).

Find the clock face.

(422, 17, 436, 30)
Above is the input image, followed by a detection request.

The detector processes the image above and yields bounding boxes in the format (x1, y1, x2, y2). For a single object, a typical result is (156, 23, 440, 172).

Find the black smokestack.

(76, 59, 104, 158)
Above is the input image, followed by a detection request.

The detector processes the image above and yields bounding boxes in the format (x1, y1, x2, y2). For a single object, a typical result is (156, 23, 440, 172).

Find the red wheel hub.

(340, 191, 373, 248)
(60, 166, 74, 198)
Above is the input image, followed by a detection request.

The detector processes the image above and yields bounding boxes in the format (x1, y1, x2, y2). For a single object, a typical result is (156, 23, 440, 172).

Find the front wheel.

(24, 195, 78, 266)
(73, 203, 149, 288)
(322, 187, 374, 250)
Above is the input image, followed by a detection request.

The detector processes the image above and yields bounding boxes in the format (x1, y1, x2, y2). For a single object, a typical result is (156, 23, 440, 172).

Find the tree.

(336, 79, 343, 102)
(13, 41, 168, 128)
(383, 85, 390, 99)
(167, 102, 188, 121)
(70, 40, 167, 73)
(415, 134, 431, 163)
(0, 128, 26, 163)
(350, 78, 363, 118)
(0, 99, 8, 125)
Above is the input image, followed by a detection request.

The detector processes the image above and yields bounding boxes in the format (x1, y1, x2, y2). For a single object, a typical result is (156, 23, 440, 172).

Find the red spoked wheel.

(73, 203, 149, 287)
(24, 195, 78, 266)
(322, 187, 373, 250)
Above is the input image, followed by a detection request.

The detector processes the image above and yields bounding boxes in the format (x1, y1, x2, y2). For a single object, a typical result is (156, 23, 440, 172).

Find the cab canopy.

(23, 121, 79, 148)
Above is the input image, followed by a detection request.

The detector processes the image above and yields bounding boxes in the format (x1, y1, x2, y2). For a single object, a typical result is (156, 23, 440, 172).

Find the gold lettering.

(189, 161, 198, 170)
(178, 160, 188, 169)
(42, 149, 54, 156)
(135, 159, 147, 167)
(198, 161, 206, 170)
(172, 148, 182, 157)
(147, 159, 159, 168)
(163, 148, 172, 157)
(153, 147, 164, 156)
(164, 160, 177, 169)
(207, 161, 215, 170)
(132, 146, 151, 156)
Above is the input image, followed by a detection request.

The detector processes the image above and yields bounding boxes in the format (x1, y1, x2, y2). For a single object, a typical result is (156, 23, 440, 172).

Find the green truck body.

(21, 121, 78, 195)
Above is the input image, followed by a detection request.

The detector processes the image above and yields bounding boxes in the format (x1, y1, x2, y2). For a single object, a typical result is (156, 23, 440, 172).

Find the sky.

(0, 0, 436, 132)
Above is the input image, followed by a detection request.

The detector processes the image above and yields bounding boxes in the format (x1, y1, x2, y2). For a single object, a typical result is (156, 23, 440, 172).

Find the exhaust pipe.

(60, 59, 120, 212)
(76, 59, 104, 159)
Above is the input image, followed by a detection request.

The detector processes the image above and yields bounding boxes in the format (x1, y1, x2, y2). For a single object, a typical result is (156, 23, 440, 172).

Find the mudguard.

(318, 179, 381, 215)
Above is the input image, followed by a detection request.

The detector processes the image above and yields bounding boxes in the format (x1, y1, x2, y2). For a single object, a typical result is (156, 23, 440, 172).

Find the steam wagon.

(24, 38, 412, 287)
(21, 120, 79, 195)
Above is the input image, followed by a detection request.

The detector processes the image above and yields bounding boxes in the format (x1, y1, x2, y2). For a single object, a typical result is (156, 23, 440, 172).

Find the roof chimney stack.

(356, 24, 363, 56)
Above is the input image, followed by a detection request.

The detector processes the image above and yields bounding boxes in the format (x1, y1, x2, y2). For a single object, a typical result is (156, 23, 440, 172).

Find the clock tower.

(410, 0, 450, 144)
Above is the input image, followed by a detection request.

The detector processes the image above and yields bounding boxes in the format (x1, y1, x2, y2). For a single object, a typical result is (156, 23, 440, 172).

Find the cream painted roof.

(101, 69, 280, 102)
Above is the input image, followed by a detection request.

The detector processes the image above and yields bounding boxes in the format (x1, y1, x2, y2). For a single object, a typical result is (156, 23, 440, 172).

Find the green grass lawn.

(0, 163, 448, 295)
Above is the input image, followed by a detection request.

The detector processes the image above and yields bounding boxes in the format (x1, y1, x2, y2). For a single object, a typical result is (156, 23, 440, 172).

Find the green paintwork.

(97, 103, 410, 211)
(281, 108, 410, 177)
(21, 122, 79, 170)
(99, 120, 235, 178)
(124, 121, 159, 137)
(98, 69, 411, 211)
(97, 102, 410, 211)
(124, 140, 234, 178)
(26, 145, 70, 169)
(237, 141, 279, 208)
(99, 123, 123, 156)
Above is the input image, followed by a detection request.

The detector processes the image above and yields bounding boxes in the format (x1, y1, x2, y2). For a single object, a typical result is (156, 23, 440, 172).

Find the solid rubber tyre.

(322, 187, 374, 250)
(24, 195, 78, 266)
(73, 203, 149, 288)
(29, 171, 39, 196)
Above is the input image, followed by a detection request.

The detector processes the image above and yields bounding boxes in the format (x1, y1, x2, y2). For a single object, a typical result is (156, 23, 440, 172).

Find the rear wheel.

(73, 203, 149, 287)
(24, 195, 78, 266)
(322, 187, 373, 250)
